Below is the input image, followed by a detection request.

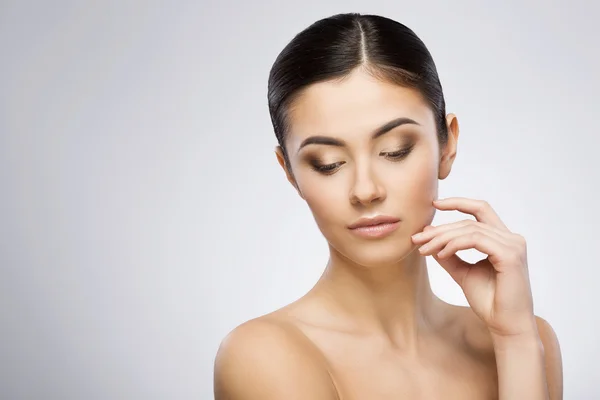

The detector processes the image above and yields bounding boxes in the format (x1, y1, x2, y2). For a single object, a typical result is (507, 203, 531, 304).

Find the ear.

(438, 113, 460, 180)
(275, 146, 304, 199)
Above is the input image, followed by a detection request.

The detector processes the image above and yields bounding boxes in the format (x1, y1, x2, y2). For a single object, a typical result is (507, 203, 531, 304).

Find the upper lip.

(348, 215, 400, 229)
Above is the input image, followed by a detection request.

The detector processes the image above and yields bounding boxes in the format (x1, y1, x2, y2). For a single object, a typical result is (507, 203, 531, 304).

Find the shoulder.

(213, 316, 339, 400)
(457, 307, 563, 399)
(452, 306, 563, 358)
(534, 315, 563, 399)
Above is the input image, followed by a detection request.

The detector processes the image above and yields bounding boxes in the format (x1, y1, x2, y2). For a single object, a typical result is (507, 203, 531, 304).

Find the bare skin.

(214, 67, 562, 399)
(247, 273, 499, 399)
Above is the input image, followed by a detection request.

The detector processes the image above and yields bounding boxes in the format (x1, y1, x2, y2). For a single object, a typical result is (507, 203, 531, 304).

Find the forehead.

(286, 69, 436, 149)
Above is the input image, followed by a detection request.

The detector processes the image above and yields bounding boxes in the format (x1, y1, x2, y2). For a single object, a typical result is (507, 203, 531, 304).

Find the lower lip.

(350, 221, 400, 238)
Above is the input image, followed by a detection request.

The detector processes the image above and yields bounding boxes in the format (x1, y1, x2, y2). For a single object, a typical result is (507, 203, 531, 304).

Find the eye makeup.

(305, 142, 416, 175)
(308, 158, 345, 175)
(379, 143, 415, 161)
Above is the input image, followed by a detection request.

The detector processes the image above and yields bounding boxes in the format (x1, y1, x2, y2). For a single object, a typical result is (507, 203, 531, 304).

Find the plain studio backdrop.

(1, 0, 598, 398)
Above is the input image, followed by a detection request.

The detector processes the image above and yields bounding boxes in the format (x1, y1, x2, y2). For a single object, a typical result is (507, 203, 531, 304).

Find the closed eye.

(310, 144, 414, 175)
(311, 161, 345, 175)
(380, 144, 414, 161)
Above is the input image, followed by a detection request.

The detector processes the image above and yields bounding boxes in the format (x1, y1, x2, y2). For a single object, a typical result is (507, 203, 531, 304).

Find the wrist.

(488, 316, 540, 347)
(491, 330, 544, 353)
(492, 331, 549, 400)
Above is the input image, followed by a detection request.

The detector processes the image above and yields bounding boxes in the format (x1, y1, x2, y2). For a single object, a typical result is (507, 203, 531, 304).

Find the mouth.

(348, 215, 401, 239)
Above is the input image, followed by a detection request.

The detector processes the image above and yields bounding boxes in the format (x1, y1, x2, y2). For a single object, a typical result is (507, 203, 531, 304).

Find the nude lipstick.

(348, 215, 400, 239)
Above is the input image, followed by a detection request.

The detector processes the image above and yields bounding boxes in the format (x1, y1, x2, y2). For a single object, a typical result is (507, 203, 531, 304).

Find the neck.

(310, 245, 445, 351)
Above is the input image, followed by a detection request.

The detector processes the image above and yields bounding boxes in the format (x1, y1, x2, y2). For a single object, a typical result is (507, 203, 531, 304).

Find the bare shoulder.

(534, 315, 563, 399)
(213, 315, 339, 400)
(453, 305, 563, 399)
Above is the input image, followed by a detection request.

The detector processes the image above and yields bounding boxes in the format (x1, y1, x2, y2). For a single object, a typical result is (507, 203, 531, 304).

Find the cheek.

(294, 166, 341, 212)
(382, 151, 438, 226)
(301, 177, 345, 224)
(399, 157, 439, 225)
(403, 162, 437, 200)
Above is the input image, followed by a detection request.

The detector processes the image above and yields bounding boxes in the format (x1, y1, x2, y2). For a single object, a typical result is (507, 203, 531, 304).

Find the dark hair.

(267, 13, 448, 165)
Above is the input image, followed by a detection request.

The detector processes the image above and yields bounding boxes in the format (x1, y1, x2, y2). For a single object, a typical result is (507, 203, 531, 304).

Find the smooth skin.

(214, 67, 562, 399)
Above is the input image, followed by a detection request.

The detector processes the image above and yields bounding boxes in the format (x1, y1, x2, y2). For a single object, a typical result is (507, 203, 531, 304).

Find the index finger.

(433, 197, 509, 231)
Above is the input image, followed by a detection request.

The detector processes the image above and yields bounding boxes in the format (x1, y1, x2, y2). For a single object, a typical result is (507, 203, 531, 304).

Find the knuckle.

(513, 233, 527, 247)
(469, 231, 484, 241)
(476, 199, 490, 212)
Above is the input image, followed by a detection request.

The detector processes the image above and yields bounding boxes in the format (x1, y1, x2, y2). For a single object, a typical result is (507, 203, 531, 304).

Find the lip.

(348, 215, 401, 239)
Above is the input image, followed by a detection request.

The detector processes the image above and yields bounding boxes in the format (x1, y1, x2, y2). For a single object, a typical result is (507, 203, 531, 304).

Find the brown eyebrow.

(297, 117, 421, 154)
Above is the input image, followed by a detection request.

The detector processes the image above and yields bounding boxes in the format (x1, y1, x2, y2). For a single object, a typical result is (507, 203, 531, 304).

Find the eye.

(380, 144, 414, 161)
(311, 161, 345, 175)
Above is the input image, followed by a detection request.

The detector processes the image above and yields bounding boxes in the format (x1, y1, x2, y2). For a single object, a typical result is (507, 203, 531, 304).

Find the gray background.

(1, 0, 598, 398)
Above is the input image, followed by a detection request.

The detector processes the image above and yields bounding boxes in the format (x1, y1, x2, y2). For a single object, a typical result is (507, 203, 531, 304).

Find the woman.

(214, 13, 562, 399)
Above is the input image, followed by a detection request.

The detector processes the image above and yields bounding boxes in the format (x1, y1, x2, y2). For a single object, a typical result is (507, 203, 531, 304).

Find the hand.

(411, 197, 537, 338)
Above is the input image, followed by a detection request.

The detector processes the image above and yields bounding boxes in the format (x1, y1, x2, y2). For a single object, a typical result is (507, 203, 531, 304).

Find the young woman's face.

(280, 68, 456, 268)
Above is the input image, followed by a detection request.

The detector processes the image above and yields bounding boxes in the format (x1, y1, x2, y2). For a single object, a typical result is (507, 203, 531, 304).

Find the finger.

(435, 231, 511, 267)
(431, 253, 472, 285)
(418, 225, 511, 256)
(412, 220, 511, 244)
(433, 197, 508, 231)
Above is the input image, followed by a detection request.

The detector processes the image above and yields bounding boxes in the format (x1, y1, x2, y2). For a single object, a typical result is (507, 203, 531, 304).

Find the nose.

(349, 163, 386, 206)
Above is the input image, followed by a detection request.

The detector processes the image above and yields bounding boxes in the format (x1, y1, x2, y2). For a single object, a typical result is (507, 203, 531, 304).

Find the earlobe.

(438, 113, 460, 180)
(274, 146, 304, 199)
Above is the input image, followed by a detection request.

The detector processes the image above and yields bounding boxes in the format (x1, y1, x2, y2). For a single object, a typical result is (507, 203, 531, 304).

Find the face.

(277, 68, 458, 268)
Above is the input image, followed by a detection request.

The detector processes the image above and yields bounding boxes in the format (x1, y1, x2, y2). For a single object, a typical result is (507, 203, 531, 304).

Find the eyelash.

(311, 144, 415, 175)
(311, 162, 344, 175)
(381, 144, 414, 161)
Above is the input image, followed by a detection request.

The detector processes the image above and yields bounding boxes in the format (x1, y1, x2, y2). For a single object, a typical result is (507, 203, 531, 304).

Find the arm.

(411, 199, 563, 399)
(214, 319, 339, 400)
(492, 316, 563, 400)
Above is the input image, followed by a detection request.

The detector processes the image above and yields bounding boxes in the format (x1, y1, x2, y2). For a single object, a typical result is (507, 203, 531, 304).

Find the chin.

(329, 234, 421, 269)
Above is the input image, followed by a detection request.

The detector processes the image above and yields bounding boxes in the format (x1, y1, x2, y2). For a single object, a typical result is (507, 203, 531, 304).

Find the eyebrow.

(297, 117, 421, 153)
